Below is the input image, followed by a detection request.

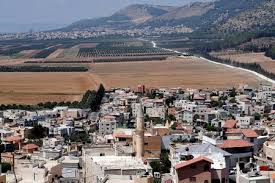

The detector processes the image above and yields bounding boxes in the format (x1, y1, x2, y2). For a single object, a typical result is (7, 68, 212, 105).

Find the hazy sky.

(0, 0, 211, 32)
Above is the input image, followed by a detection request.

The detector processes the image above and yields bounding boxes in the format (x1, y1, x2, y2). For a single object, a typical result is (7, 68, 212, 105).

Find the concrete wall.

(134, 177, 154, 183)
(175, 161, 211, 183)
(133, 134, 161, 159)
(211, 168, 229, 183)
(0, 175, 6, 183)
(263, 142, 275, 162)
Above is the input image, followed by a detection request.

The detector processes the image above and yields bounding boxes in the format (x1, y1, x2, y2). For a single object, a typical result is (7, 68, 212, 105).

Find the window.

(212, 179, 220, 183)
(250, 138, 254, 143)
(190, 177, 196, 182)
(204, 164, 210, 171)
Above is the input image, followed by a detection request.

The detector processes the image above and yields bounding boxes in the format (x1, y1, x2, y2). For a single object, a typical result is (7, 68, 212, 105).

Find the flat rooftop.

(92, 156, 149, 170)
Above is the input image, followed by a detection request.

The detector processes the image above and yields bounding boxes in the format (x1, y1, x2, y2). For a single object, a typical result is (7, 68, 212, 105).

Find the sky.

(0, 0, 211, 32)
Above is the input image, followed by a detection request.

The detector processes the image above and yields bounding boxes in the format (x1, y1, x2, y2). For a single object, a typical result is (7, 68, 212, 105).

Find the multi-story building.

(99, 115, 117, 136)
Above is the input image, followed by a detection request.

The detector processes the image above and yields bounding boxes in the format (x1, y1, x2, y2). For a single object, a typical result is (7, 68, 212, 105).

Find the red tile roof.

(219, 139, 253, 149)
(22, 144, 39, 150)
(1, 152, 13, 158)
(5, 136, 22, 142)
(113, 134, 132, 138)
(241, 129, 258, 138)
(176, 123, 184, 130)
(175, 156, 213, 170)
(226, 128, 242, 134)
(223, 120, 237, 129)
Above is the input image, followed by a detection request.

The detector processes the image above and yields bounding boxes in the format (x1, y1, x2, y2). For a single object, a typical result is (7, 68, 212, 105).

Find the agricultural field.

(72, 43, 97, 49)
(89, 57, 265, 90)
(76, 40, 175, 58)
(0, 72, 93, 104)
(0, 56, 265, 104)
(0, 38, 269, 104)
(46, 49, 65, 59)
(211, 51, 274, 63)
(77, 47, 174, 58)
(211, 51, 275, 74)
(57, 48, 79, 58)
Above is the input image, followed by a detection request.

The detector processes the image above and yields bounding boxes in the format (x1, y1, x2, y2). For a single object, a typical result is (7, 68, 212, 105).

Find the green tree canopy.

(27, 124, 48, 139)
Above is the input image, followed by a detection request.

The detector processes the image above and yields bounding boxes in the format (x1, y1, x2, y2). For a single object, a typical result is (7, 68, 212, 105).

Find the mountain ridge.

(62, 0, 274, 33)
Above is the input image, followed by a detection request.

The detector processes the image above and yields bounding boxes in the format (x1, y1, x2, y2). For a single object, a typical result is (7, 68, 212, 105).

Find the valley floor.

(0, 57, 267, 104)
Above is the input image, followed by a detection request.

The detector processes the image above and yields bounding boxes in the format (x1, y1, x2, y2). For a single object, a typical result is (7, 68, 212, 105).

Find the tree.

(206, 123, 216, 131)
(27, 124, 48, 139)
(165, 96, 176, 107)
(171, 122, 177, 130)
(66, 132, 91, 144)
(254, 113, 261, 121)
(150, 161, 161, 173)
(0, 162, 11, 173)
(167, 114, 176, 122)
(146, 91, 156, 99)
(229, 87, 237, 98)
(265, 46, 275, 59)
(144, 114, 150, 122)
(151, 117, 163, 125)
(229, 97, 237, 103)
(160, 150, 171, 173)
(193, 114, 200, 123)
(91, 84, 105, 111)
(150, 150, 171, 174)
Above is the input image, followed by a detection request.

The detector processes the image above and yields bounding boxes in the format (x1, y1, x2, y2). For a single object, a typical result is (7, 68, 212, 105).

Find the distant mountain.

(140, 2, 215, 28)
(143, 0, 268, 30)
(64, 4, 174, 31)
(63, 0, 274, 33)
(218, 0, 275, 33)
(112, 4, 175, 24)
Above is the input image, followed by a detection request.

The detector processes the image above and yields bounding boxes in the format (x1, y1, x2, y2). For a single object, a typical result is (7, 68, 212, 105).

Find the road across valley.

(151, 41, 275, 84)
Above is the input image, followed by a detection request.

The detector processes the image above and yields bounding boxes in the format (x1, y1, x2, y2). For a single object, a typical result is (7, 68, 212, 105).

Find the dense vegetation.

(0, 37, 133, 56)
(65, 131, 91, 144)
(0, 65, 88, 72)
(0, 162, 11, 173)
(25, 56, 168, 63)
(0, 84, 106, 111)
(31, 47, 59, 58)
(65, 0, 268, 33)
(189, 29, 275, 53)
(0, 44, 46, 55)
(150, 150, 171, 174)
(265, 46, 275, 59)
(27, 124, 49, 139)
(38, 84, 105, 111)
(155, 25, 275, 53)
(77, 46, 174, 58)
(94, 56, 168, 62)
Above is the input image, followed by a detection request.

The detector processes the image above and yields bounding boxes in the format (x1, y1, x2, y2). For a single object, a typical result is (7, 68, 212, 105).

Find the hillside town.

(0, 25, 192, 41)
(0, 83, 274, 183)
